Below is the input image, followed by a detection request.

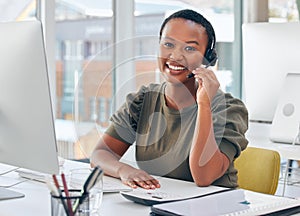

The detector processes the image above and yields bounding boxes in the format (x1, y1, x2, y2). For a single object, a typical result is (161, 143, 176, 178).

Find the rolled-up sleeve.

(212, 91, 249, 163)
(105, 85, 147, 145)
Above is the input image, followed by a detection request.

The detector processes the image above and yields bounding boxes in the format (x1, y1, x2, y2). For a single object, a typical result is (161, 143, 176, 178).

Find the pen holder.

(51, 189, 97, 216)
(69, 168, 103, 213)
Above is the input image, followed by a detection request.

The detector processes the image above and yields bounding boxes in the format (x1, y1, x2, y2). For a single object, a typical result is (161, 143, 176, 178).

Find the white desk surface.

(0, 182, 149, 216)
(247, 122, 300, 160)
(1, 158, 300, 215)
(0, 160, 150, 216)
(1, 121, 300, 216)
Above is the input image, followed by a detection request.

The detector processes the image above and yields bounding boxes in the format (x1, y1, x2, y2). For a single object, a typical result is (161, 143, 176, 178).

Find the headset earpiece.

(204, 48, 218, 66)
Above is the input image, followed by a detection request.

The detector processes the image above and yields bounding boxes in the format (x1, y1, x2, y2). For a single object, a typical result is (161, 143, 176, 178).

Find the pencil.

(61, 173, 74, 216)
(52, 174, 70, 216)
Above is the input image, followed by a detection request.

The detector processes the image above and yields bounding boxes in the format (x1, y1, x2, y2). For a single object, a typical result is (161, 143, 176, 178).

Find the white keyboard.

(120, 189, 184, 206)
(16, 169, 132, 193)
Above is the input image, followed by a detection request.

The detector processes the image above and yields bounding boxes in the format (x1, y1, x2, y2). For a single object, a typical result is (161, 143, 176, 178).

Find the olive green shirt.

(106, 82, 248, 188)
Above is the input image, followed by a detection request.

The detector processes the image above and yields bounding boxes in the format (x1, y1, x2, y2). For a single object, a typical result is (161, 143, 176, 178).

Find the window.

(55, 1, 113, 124)
(0, 0, 37, 22)
(269, 0, 299, 22)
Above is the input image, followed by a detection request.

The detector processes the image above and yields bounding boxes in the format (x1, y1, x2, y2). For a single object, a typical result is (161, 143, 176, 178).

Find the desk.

(247, 122, 300, 161)
(1, 159, 300, 216)
(247, 122, 300, 196)
(0, 160, 151, 216)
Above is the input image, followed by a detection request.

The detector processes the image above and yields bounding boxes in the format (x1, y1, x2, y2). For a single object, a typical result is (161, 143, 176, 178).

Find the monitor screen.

(270, 73, 300, 144)
(0, 20, 59, 175)
(242, 22, 300, 123)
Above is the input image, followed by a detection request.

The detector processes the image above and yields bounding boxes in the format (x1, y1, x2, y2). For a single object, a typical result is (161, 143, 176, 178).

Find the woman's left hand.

(192, 66, 220, 105)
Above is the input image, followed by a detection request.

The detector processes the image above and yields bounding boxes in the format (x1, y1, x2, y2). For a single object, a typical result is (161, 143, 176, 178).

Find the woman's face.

(158, 18, 208, 83)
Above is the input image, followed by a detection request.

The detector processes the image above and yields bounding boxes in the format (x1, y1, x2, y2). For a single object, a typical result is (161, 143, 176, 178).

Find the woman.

(91, 9, 248, 189)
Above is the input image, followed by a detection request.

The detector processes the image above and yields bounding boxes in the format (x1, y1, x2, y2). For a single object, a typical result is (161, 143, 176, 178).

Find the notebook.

(270, 73, 300, 144)
(151, 189, 300, 216)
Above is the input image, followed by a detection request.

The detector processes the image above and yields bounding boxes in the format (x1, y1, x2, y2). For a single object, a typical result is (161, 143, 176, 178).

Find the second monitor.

(242, 22, 300, 123)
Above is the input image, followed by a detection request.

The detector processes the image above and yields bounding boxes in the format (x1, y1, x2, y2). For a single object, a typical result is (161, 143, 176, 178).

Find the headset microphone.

(186, 54, 218, 79)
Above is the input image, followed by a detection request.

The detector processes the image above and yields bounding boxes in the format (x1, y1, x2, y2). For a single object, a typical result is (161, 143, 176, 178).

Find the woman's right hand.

(192, 66, 220, 105)
(91, 134, 160, 189)
(118, 164, 160, 189)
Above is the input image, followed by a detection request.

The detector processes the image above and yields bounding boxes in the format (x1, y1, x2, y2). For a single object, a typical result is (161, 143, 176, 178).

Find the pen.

(52, 174, 70, 216)
(61, 173, 74, 216)
(72, 166, 103, 214)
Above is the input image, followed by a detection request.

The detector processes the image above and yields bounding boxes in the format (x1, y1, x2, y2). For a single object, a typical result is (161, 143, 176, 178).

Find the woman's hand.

(192, 66, 220, 105)
(118, 164, 160, 189)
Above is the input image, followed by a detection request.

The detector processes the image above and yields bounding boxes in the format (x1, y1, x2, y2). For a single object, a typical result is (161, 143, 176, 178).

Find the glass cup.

(51, 189, 90, 216)
(68, 168, 103, 215)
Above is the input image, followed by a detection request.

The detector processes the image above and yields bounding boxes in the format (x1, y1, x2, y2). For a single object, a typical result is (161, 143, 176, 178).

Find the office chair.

(234, 147, 281, 195)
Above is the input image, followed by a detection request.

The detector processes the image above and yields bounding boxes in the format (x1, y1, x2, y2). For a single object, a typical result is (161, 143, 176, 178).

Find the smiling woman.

(159, 25, 208, 85)
(90, 9, 248, 190)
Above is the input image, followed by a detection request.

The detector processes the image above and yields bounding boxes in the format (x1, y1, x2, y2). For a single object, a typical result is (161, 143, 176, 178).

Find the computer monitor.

(0, 20, 59, 175)
(242, 22, 300, 123)
(270, 73, 300, 144)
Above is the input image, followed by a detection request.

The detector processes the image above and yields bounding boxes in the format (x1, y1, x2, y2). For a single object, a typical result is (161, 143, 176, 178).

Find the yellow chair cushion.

(234, 147, 280, 195)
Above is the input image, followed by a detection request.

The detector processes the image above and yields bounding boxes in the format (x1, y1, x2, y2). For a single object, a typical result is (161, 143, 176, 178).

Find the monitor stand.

(0, 187, 24, 201)
(0, 166, 25, 201)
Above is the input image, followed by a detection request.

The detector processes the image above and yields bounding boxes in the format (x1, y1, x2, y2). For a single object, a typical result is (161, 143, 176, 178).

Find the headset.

(187, 37, 218, 78)
(203, 37, 218, 67)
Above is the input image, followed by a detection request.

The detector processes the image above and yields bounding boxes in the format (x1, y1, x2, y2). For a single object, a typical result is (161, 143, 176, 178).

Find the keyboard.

(16, 169, 132, 193)
(120, 189, 184, 206)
